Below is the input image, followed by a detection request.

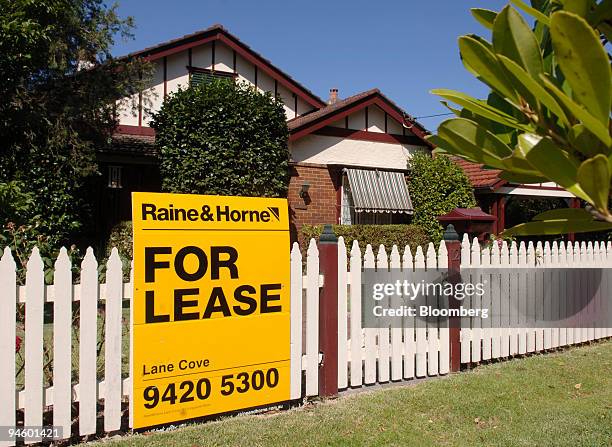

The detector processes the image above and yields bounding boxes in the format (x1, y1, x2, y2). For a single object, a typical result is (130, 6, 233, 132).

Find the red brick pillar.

(568, 198, 580, 243)
(318, 224, 338, 397)
(444, 224, 462, 372)
(497, 197, 506, 234)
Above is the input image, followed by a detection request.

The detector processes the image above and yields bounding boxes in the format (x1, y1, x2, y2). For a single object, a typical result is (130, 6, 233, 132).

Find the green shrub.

(103, 220, 133, 280)
(151, 79, 289, 197)
(301, 224, 430, 253)
(105, 220, 133, 260)
(408, 154, 476, 243)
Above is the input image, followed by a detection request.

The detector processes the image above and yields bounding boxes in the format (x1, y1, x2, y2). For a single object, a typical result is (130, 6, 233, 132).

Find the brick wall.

(288, 163, 340, 242)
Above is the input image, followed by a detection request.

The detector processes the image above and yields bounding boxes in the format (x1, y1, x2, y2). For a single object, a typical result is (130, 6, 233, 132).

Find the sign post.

(131, 192, 290, 429)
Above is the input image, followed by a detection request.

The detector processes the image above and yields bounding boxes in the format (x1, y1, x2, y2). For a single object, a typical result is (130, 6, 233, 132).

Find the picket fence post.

(442, 225, 462, 373)
(318, 225, 338, 397)
(305, 239, 320, 397)
(289, 242, 303, 400)
(349, 241, 363, 387)
(337, 236, 348, 390)
(104, 249, 123, 432)
(25, 248, 44, 444)
(53, 248, 72, 438)
(0, 248, 16, 447)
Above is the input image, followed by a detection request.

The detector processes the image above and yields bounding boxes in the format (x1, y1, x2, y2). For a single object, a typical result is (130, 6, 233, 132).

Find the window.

(189, 67, 237, 87)
(107, 166, 122, 189)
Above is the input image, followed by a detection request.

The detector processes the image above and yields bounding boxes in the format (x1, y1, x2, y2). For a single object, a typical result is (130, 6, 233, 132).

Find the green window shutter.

(190, 70, 235, 87)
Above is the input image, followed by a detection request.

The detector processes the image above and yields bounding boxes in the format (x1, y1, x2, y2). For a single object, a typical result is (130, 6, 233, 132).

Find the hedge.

(408, 153, 476, 242)
(301, 224, 430, 253)
(151, 79, 289, 198)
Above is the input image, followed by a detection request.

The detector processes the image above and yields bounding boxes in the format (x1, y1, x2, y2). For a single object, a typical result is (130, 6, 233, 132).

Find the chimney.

(328, 88, 338, 105)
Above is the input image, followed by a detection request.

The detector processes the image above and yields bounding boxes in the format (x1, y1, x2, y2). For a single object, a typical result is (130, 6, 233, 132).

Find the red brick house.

(100, 25, 433, 240)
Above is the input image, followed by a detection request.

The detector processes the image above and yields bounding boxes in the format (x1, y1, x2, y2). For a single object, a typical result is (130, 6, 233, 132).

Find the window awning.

(345, 168, 413, 214)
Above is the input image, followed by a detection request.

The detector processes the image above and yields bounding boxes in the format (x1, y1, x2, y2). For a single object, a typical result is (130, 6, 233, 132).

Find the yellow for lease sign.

(131, 192, 290, 428)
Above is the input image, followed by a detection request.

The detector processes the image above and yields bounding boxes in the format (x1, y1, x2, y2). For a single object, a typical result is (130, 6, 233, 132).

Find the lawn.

(100, 340, 612, 447)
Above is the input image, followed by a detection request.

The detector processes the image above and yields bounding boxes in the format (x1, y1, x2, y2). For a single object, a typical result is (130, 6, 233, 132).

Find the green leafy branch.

(430, 0, 612, 236)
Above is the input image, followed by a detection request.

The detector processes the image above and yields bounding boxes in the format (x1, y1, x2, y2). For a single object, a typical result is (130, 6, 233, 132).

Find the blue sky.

(111, 0, 511, 130)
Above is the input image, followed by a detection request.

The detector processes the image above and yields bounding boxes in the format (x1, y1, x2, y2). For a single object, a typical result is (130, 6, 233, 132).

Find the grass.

(98, 339, 612, 447)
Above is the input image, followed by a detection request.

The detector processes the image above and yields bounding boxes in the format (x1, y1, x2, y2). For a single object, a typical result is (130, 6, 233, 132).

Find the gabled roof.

(451, 157, 506, 190)
(287, 88, 432, 146)
(119, 24, 326, 109)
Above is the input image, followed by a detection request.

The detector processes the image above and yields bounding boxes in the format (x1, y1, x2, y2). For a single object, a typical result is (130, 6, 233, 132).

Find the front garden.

(99, 340, 612, 447)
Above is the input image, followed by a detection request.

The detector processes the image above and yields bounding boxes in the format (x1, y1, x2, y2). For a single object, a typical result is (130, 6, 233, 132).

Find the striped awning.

(345, 168, 413, 214)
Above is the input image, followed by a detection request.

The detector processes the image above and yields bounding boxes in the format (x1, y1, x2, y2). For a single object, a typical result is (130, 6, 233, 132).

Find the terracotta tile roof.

(118, 24, 325, 108)
(451, 156, 506, 189)
(100, 133, 158, 157)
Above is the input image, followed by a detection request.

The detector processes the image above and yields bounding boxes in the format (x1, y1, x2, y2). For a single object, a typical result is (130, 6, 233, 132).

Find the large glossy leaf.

(438, 118, 513, 159)
(493, 6, 544, 77)
(577, 155, 611, 212)
(459, 106, 516, 145)
(501, 148, 546, 175)
(590, 0, 612, 26)
(517, 133, 589, 200)
(426, 134, 495, 166)
(541, 76, 612, 146)
(533, 208, 593, 221)
(504, 218, 612, 236)
(471, 8, 498, 29)
(459, 36, 517, 101)
(559, 0, 593, 18)
(440, 100, 462, 116)
(434, 120, 509, 168)
(568, 124, 610, 157)
(431, 89, 531, 131)
(499, 170, 547, 183)
(509, 0, 551, 25)
(498, 55, 570, 126)
(550, 11, 611, 127)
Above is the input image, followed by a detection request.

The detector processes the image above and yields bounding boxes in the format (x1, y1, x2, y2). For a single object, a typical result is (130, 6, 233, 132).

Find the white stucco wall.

(367, 106, 385, 133)
(347, 109, 366, 130)
(142, 59, 165, 124)
(290, 134, 427, 170)
(116, 93, 139, 126)
(165, 51, 190, 95)
(192, 44, 212, 69)
(297, 96, 314, 116)
(117, 40, 315, 126)
(386, 118, 402, 135)
(215, 43, 233, 72)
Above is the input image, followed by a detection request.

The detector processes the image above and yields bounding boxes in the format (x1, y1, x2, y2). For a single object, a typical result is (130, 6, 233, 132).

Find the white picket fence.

(1, 236, 611, 444)
(0, 242, 323, 445)
(0, 247, 131, 446)
(289, 238, 450, 399)
(460, 236, 612, 364)
(336, 237, 450, 388)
